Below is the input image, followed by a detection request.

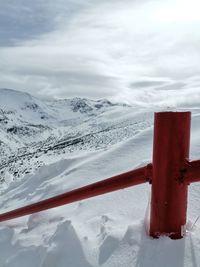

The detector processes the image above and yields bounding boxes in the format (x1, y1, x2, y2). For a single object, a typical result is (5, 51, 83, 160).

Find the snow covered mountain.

(0, 88, 153, 183)
(1, 88, 200, 267)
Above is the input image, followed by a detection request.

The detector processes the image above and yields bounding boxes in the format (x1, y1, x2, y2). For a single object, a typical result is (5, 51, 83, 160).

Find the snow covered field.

(0, 89, 200, 266)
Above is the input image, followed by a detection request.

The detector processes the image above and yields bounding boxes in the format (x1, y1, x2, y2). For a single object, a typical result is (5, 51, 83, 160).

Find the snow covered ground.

(0, 89, 200, 266)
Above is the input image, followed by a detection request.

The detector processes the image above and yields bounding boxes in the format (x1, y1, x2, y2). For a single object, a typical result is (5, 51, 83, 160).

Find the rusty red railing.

(1, 111, 200, 240)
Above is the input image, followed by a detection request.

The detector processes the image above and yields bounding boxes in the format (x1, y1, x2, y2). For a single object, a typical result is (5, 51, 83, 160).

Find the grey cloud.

(130, 81, 166, 89)
(156, 82, 186, 91)
(0, 70, 120, 99)
(0, 1, 53, 46)
(0, 0, 200, 106)
(0, 0, 89, 46)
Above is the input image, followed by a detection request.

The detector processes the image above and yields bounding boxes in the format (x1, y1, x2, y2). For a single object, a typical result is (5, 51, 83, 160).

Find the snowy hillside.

(0, 88, 200, 266)
(0, 88, 152, 183)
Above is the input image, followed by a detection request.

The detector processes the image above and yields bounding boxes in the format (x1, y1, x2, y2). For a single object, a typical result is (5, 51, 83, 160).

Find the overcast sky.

(0, 0, 200, 106)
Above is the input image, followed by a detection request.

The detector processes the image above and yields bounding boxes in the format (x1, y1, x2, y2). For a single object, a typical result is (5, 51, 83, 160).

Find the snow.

(0, 88, 200, 266)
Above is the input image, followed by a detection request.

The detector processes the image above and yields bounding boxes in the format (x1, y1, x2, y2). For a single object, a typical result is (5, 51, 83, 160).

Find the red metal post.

(150, 112, 191, 239)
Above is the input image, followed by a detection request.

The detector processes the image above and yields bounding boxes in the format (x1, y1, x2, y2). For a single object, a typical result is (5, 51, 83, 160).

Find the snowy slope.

(0, 88, 152, 182)
(0, 89, 200, 266)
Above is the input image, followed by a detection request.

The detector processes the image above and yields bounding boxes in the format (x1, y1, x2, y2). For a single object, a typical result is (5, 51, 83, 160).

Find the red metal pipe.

(185, 160, 200, 183)
(150, 112, 191, 239)
(0, 165, 151, 222)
